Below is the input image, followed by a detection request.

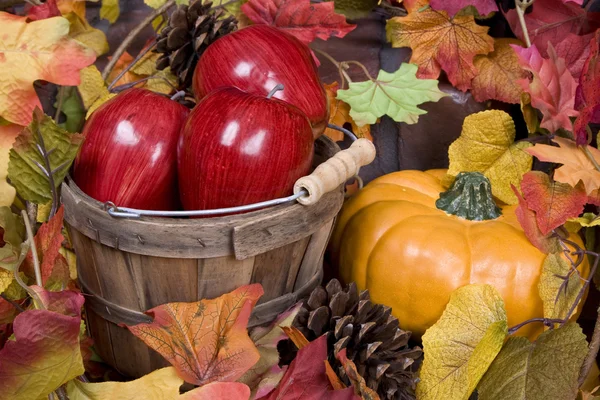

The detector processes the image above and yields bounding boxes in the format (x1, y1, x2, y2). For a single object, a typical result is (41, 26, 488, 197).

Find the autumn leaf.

(471, 38, 527, 104)
(239, 303, 301, 398)
(0, 288, 84, 400)
(386, 9, 494, 91)
(100, 0, 120, 23)
(334, 0, 379, 19)
(26, 0, 61, 20)
(126, 284, 263, 386)
(417, 284, 507, 400)
(0, 206, 24, 273)
(265, 335, 359, 400)
(64, 11, 109, 57)
(323, 82, 372, 141)
(520, 171, 587, 235)
(505, 0, 600, 77)
(538, 253, 585, 321)
(336, 349, 379, 400)
(181, 382, 251, 400)
(78, 65, 110, 110)
(336, 63, 446, 127)
(56, 86, 85, 133)
(430, 0, 498, 17)
(477, 323, 588, 400)
(574, 30, 600, 145)
(108, 50, 177, 95)
(447, 110, 533, 205)
(8, 109, 83, 205)
(241, 0, 356, 45)
(512, 43, 579, 133)
(0, 123, 22, 207)
(526, 137, 600, 195)
(0, 12, 95, 126)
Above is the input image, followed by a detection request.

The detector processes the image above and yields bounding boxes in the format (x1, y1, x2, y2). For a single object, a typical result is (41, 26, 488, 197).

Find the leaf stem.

(582, 145, 600, 173)
(579, 305, 600, 386)
(508, 317, 565, 335)
(515, 0, 533, 48)
(313, 48, 352, 85)
(343, 60, 375, 81)
(21, 209, 41, 287)
(107, 40, 157, 91)
(34, 122, 59, 219)
(101, 0, 176, 81)
(54, 86, 66, 124)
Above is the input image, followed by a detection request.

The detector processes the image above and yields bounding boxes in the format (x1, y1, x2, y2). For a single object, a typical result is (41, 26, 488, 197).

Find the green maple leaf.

(8, 109, 83, 205)
(336, 63, 447, 127)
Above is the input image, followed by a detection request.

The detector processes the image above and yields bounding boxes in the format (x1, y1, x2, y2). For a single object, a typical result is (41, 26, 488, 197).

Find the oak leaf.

(241, 0, 356, 45)
(574, 30, 600, 145)
(8, 109, 83, 204)
(471, 38, 527, 104)
(538, 253, 585, 321)
(520, 171, 587, 235)
(336, 64, 447, 127)
(477, 323, 588, 400)
(0, 288, 84, 400)
(430, 0, 498, 17)
(526, 137, 600, 195)
(0, 12, 95, 126)
(386, 9, 494, 91)
(323, 82, 372, 141)
(447, 110, 532, 205)
(126, 284, 263, 386)
(417, 284, 508, 400)
(512, 43, 579, 133)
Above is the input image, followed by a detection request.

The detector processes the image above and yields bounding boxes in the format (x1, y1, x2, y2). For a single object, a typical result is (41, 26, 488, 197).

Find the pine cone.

(155, 0, 237, 89)
(293, 279, 423, 400)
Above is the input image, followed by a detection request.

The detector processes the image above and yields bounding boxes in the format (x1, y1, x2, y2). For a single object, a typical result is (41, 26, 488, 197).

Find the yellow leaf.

(130, 51, 161, 76)
(59, 247, 78, 280)
(0, 269, 13, 294)
(57, 0, 87, 20)
(2, 272, 26, 300)
(0, 123, 22, 207)
(145, 0, 189, 8)
(65, 12, 109, 57)
(323, 82, 372, 142)
(417, 284, 508, 400)
(100, 0, 120, 23)
(66, 366, 183, 399)
(86, 93, 117, 119)
(0, 13, 96, 126)
(36, 201, 52, 223)
(145, 68, 178, 95)
(78, 65, 109, 110)
(538, 253, 585, 321)
(447, 110, 533, 204)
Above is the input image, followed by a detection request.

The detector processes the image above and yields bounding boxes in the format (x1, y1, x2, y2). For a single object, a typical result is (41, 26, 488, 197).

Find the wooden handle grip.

(294, 138, 376, 205)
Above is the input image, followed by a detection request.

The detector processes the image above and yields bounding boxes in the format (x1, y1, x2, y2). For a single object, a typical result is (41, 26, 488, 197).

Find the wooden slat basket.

(62, 136, 346, 378)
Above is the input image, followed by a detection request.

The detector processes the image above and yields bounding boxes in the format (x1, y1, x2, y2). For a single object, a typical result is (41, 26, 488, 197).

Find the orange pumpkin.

(329, 170, 589, 339)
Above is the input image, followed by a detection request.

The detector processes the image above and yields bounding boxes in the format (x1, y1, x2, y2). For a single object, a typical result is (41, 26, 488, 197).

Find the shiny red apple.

(178, 86, 314, 211)
(192, 25, 328, 138)
(73, 88, 189, 210)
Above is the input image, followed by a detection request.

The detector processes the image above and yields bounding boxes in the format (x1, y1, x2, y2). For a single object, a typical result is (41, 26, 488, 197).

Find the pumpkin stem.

(436, 172, 502, 221)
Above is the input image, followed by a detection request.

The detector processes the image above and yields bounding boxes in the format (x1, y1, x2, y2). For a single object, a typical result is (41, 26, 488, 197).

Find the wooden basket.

(63, 135, 375, 378)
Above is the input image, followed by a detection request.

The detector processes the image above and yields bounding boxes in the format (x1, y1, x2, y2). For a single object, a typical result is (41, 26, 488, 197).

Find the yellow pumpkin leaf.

(64, 12, 109, 57)
(538, 253, 585, 321)
(78, 65, 109, 110)
(447, 110, 533, 205)
(417, 284, 508, 400)
(323, 82, 372, 142)
(100, 0, 120, 23)
(0, 123, 23, 207)
(478, 323, 588, 400)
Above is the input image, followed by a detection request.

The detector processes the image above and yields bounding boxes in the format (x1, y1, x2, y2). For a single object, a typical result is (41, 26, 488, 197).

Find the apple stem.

(267, 84, 285, 99)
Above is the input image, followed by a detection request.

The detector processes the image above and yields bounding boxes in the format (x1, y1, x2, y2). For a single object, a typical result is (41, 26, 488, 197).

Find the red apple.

(178, 86, 314, 211)
(73, 88, 189, 210)
(192, 25, 328, 138)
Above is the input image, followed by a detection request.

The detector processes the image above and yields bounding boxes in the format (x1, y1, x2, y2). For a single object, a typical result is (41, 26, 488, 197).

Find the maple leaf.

(506, 0, 600, 77)
(430, 0, 498, 17)
(0, 123, 22, 207)
(526, 137, 600, 194)
(241, 0, 356, 45)
(126, 284, 263, 386)
(471, 38, 528, 104)
(520, 171, 587, 235)
(323, 82, 372, 141)
(386, 9, 494, 91)
(512, 43, 579, 133)
(265, 335, 359, 400)
(0, 288, 84, 399)
(0, 12, 95, 126)
(574, 30, 600, 145)
(336, 63, 447, 127)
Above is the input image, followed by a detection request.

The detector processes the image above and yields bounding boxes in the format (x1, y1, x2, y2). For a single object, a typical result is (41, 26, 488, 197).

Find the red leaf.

(31, 285, 81, 316)
(241, 0, 356, 45)
(506, 0, 600, 77)
(512, 184, 561, 254)
(512, 43, 578, 133)
(520, 171, 587, 235)
(26, 0, 61, 21)
(430, 0, 498, 17)
(265, 335, 359, 400)
(181, 382, 251, 399)
(574, 30, 600, 144)
(126, 284, 263, 386)
(0, 297, 17, 325)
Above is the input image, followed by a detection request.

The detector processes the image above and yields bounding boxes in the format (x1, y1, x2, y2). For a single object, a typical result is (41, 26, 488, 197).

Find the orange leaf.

(107, 52, 144, 88)
(526, 137, 600, 195)
(0, 12, 96, 126)
(386, 9, 494, 91)
(471, 38, 527, 104)
(281, 326, 309, 349)
(336, 349, 379, 400)
(126, 284, 263, 386)
(324, 83, 372, 142)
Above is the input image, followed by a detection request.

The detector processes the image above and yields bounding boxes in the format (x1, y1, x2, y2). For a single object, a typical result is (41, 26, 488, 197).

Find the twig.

(26, 202, 37, 232)
(313, 48, 352, 86)
(55, 387, 68, 400)
(343, 60, 375, 81)
(54, 86, 66, 123)
(579, 305, 600, 386)
(0, 293, 25, 313)
(508, 317, 566, 335)
(515, 0, 533, 48)
(34, 122, 59, 218)
(101, 0, 176, 81)
(561, 251, 600, 327)
(21, 210, 41, 287)
(107, 40, 157, 91)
